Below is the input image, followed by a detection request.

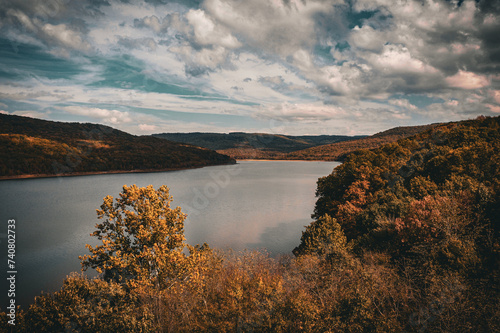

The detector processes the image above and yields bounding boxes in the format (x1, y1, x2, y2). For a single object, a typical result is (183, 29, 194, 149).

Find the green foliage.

(293, 214, 348, 258)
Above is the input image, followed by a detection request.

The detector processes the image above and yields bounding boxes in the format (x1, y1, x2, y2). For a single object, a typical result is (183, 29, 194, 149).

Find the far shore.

(0, 163, 233, 181)
(237, 158, 336, 162)
(0, 159, 340, 181)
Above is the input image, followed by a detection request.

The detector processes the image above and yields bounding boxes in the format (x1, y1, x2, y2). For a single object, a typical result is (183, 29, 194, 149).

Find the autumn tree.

(80, 184, 189, 288)
(20, 273, 155, 332)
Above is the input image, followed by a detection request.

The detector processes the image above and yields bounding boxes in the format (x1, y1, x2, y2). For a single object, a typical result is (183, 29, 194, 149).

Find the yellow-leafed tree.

(80, 184, 189, 288)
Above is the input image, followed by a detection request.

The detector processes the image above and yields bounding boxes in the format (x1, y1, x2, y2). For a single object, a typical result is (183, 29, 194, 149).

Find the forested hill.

(284, 123, 439, 160)
(0, 114, 234, 178)
(153, 132, 365, 159)
(5, 116, 499, 332)
(293, 115, 499, 330)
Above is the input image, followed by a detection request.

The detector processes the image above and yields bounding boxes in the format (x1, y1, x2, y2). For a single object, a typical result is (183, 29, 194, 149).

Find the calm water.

(0, 160, 339, 308)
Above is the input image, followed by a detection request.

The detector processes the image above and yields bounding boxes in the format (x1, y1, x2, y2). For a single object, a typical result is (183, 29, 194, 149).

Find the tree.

(20, 273, 155, 332)
(80, 184, 189, 288)
(293, 214, 348, 258)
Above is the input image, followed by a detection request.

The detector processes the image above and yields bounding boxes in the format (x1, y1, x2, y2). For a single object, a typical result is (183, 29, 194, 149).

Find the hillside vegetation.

(284, 123, 438, 161)
(294, 115, 500, 330)
(154, 132, 365, 159)
(2, 116, 499, 332)
(0, 114, 234, 178)
(155, 125, 437, 161)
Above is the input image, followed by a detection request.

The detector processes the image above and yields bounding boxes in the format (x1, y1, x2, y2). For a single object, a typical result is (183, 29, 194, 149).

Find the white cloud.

(369, 44, 438, 75)
(254, 102, 347, 122)
(138, 123, 159, 132)
(8, 110, 51, 119)
(203, 0, 335, 56)
(135, 15, 164, 34)
(446, 70, 490, 90)
(41, 23, 92, 53)
(487, 104, 500, 113)
(350, 25, 386, 53)
(6, 9, 92, 56)
(389, 99, 417, 110)
(186, 9, 241, 49)
(62, 106, 133, 124)
(491, 90, 500, 104)
(1, 0, 499, 135)
(171, 44, 230, 70)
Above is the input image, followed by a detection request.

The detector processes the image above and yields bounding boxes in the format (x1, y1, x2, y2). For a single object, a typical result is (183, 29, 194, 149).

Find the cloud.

(118, 37, 157, 51)
(138, 123, 159, 132)
(259, 76, 285, 87)
(492, 90, 500, 104)
(1, 0, 500, 135)
(7, 110, 51, 119)
(62, 106, 133, 124)
(349, 25, 386, 53)
(369, 44, 438, 75)
(487, 104, 500, 113)
(445, 70, 490, 90)
(40, 22, 92, 53)
(254, 102, 347, 122)
(186, 9, 241, 49)
(0, 89, 72, 101)
(389, 99, 418, 111)
(202, 0, 336, 56)
(134, 15, 165, 34)
(3, 8, 93, 56)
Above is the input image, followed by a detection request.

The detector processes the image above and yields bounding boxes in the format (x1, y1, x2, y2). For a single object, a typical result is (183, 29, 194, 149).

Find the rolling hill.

(0, 114, 235, 179)
(283, 123, 439, 161)
(153, 132, 365, 159)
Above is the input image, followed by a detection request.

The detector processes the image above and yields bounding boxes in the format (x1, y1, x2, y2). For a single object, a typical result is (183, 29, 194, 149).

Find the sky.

(0, 0, 499, 136)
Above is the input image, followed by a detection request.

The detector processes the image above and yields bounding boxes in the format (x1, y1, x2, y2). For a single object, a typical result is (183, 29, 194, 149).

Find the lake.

(0, 160, 339, 308)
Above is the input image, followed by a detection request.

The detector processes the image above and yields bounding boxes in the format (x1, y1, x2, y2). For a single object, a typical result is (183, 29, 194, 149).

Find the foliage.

(292, 214, 349, 258)
(0, 113, 234, 178)
(80, 185, 190, 288)
(154, 132, 364, 160)
(301, 116, 500, 263)
(17, 274, 155, 332)
(155, 124, 435, 161)
(1, 116, 499, 332)
(294, 115, 500, 331)
(285, 123, 437, 161)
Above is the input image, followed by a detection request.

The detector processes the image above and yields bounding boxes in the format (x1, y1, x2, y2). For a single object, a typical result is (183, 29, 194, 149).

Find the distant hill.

(284, 124, 439, 161)
(0, 114, 234, 179)
(153, 132, 365, 159)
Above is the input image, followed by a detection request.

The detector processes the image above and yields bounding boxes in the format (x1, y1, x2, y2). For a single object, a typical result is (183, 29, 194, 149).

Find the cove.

(0, 160, 339, 308)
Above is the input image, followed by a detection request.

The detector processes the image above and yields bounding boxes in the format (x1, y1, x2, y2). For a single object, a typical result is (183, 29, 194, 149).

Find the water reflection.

(0, 160, 339, 307)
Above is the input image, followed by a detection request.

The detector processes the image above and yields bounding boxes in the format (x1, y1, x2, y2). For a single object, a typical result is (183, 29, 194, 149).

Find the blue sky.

(0, 0, 499, 135)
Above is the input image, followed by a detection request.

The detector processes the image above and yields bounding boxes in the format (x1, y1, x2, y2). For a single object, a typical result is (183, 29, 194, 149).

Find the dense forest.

(284, 124, 438, 161)
(2, 116, 499, 332)
(155, 125, 437, 161)
(0, 114, 235, 178)
(153, 132, 365, 159)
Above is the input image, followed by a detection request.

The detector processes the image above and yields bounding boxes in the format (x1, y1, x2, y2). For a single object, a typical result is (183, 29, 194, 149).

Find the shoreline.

(238, 158, 337, 162)
(0, 159, 339, 181)
(0, 162, 234, 181)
